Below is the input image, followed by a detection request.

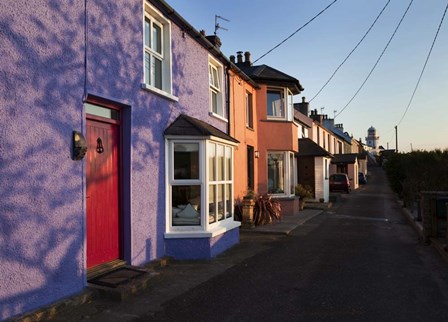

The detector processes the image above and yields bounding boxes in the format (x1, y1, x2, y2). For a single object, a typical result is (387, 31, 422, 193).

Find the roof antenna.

(215, 15, 230, 35)
(333, 110, 337, 118)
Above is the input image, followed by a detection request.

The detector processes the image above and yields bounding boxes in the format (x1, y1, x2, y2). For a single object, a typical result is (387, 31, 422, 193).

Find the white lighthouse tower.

(366, 126, 379, 152)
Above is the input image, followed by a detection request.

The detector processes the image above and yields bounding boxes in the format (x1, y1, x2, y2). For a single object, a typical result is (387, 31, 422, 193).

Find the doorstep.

(87, 265, 158, 301)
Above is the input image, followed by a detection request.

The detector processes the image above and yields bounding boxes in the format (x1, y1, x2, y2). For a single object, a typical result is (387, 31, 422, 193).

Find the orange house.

(228, 64, 260, 200)
(233, 51, 304, 215)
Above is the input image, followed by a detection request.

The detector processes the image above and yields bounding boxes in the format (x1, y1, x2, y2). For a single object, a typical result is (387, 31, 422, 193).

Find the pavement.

(14, 207, 326, 322)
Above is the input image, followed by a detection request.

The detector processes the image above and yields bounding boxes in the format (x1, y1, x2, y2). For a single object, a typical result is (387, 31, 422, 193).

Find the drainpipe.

(226, 65, 231, 136)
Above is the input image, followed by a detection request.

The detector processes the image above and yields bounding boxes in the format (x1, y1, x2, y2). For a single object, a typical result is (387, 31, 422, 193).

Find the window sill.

(141, 83, 179, 102)
(262, 118, 293, 123)
(270, 194, 296, 200)
(164, 220, 241, 239)
(209, 112, 228, 122)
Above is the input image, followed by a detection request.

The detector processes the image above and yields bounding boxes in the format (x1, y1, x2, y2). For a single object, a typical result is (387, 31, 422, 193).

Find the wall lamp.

(254, 151, 260, 158)
(72, 131, 87, 160)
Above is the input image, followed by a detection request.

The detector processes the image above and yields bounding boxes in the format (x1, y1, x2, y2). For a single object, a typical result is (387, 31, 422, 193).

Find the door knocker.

(96, 137, 104, 154)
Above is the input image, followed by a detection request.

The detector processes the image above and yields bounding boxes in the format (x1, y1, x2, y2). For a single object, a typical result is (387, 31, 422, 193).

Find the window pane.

(174, 143, 199, 179)
(212, 67, 219, 89)
(153, 23, 162, 54)
(209, 185, 216, 224)
(246, 92, 253, 128)
(218, 184, 224, 221)
(154, 57, 162, 89)
(268, 153, 285, 194)
(172, 185, 201, 226)
(225, 184, 232, 218)
(144, 17, 151, 47)
(208, 143, 216, 181)
(225, 146, 232, 180)
(211, 90, 218, 114)
(144, 52, 150, 84)
(267, 90, 284, 117)
(290, 153, 295, 195)
(217, 144, 224, 181)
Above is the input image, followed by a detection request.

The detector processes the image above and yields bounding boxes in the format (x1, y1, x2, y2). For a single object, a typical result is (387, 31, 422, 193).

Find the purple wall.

(0, 1, 86, 319)
(0, 0, 232, 319)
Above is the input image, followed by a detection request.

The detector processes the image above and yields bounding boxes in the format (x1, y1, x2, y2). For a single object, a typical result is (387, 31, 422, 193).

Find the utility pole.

(395, 126, 398, 153)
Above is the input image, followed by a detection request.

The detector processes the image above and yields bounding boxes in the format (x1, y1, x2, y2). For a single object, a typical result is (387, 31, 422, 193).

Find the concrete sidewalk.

(15, 208, 325, 322)
(241, 208, 324, 235)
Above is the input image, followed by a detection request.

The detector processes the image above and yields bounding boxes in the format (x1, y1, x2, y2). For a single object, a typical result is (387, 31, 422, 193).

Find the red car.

(329, 173, 351, 193)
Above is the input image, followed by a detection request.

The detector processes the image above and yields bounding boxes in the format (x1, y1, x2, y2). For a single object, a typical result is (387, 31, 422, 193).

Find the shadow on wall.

(0, 1, 196, 319)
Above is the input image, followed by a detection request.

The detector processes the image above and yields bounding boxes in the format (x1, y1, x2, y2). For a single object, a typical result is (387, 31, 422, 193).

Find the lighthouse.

(366, 126, 379, 151)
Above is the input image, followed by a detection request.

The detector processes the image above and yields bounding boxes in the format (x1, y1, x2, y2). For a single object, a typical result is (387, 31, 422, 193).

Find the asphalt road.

(146, 167, 448, 322)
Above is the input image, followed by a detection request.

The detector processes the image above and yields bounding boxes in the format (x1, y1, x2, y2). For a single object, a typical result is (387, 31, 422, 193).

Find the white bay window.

(267, 87, 294, 121)
(268, 151, 296, 197)
(167, 139, 236, 234)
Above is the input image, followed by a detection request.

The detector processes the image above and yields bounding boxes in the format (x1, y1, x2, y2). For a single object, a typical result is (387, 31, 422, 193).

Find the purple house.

(0, 0, 240, 319)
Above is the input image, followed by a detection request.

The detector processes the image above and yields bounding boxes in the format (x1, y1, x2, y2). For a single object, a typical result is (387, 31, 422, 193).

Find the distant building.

(366, 126, 379, 151)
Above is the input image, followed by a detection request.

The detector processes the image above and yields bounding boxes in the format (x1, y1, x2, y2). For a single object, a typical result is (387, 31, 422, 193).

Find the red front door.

(86, 117, 120, 268)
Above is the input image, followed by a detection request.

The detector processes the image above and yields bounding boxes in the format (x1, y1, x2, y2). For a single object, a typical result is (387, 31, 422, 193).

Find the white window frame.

(267, 151, 296, 197)
(209, 55, 226, 120)
(165, 138, 239, 238)
(266, 87, 294, 121)
(142, 3, 177, 101)
(245, 91, 254, 129)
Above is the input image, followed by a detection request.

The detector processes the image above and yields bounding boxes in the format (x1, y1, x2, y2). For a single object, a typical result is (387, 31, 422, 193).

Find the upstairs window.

(209, 56, 225, 119)
(267, 88, 294, 120)
(267, 89, 284, 118)
(246, 91, 254, 129)
(143, 3, 173, 97)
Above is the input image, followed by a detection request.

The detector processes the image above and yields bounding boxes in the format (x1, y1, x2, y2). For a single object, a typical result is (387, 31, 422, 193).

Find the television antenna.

(215, 15, 230, 35)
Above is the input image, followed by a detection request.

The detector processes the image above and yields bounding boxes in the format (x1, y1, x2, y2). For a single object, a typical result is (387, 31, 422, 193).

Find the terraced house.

(0, 0, 243, 319)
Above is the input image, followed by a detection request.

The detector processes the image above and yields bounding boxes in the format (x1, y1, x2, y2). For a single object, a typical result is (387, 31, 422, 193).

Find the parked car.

(359, 172, 367, 184)
(329, 173, 351, 193)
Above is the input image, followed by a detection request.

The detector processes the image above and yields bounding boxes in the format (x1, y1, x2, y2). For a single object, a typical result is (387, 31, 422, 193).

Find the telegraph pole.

(395, 126, 398, 153)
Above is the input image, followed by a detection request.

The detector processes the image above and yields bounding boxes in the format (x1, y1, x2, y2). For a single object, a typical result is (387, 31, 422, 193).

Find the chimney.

(244, 51, 251, 66)
(237, 51, 243, 64)
(230, 55, 235, 64)
(205, 35, 222, 48)
(295, 96, 309, 116)
(309, 108, 323, 124)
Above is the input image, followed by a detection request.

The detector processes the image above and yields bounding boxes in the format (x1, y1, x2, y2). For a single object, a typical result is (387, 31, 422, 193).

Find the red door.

(86, 118, 120, 268)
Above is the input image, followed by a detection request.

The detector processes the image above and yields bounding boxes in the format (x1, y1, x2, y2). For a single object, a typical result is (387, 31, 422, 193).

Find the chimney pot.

(237, 51, 243, 64)
(230, 55, 235, 63)
(244, 51, 251, 66)
(302, 96, 306, 103)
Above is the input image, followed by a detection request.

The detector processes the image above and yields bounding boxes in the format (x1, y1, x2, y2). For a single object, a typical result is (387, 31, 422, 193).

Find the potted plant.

(295, 184, 313, 210)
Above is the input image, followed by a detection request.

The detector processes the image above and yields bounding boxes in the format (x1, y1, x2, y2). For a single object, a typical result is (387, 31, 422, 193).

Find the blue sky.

(167, 0, 448, 152)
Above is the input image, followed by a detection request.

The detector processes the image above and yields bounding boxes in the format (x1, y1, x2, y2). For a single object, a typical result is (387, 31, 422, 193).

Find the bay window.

(267, 88, 294, 120)
(268, 151, 296, 197)
(167, 139, 235, 233)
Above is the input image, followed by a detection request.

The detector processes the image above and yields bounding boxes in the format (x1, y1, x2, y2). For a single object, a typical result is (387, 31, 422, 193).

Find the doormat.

(88, 267, 148, 288)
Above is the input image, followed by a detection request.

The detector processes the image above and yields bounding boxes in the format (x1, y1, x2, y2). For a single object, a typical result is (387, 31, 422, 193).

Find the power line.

(336, 0, 414, 118)
(310, 0, 391, 102)
(252, 0, 339, 64)
(396, 0, 448, 126)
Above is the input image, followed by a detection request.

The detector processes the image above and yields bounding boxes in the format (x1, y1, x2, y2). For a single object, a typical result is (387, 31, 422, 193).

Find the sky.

(167, 0, 448, 152)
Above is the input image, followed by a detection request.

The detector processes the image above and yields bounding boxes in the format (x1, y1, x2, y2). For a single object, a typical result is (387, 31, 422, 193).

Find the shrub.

(295, 184, 313, 199)
(253, 193, 282, 226)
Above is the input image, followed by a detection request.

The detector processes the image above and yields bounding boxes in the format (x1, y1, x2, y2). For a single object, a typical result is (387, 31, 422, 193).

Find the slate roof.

(331, 153, 358, 164)
(298, 138, 333, 157)
(294, 110, 313, 128)
(164, 114, 239, 143)
(237, 64, 304, 94)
